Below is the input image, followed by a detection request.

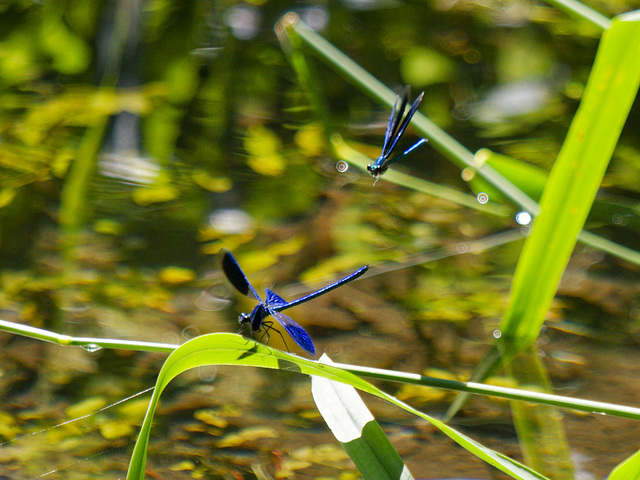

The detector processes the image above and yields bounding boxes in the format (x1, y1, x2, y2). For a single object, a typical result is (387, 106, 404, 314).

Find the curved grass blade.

(126, 333, 549, 480)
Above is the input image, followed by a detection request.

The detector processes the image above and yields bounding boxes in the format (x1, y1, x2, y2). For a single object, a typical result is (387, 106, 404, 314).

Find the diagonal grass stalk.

(2, 319, 639, 421)
(277, 14, 640, 268)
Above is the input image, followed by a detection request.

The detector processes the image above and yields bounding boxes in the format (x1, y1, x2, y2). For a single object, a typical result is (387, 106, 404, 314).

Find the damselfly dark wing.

(380, 89, 408, 159)
(384, 91, 424, 160)
(265, 288, 287, 307)
(367, 87, 426, 180)
(221, 250, 261, 301)
(270, 308, 316, 355)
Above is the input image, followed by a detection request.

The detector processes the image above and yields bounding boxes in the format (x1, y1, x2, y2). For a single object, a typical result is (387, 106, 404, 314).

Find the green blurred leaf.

(40, 12, 90, 74)
(400, 46, 457, 87)
(469, 149, 547, 205)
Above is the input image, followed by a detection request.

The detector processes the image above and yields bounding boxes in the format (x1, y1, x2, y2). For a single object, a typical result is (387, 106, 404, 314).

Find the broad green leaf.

(447, 9, 640, 423)
(126, 333, 549, 480)
(470, 149, 640, 232)
(609, 448, 640, 480)
(312, 354, 413, 480)
(501, 11, 640, 351)
(448, 13, 640, 476)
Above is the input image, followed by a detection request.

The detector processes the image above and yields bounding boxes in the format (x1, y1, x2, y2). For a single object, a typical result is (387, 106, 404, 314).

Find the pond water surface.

(0, 1, 639, 479)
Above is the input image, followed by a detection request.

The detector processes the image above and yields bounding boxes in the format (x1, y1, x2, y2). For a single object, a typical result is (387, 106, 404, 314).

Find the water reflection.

(223, 4, 261, 40)
(471, 80, 553, 124)
(98, 151, 160, 184)
(208, 209, 253, 234)
(196, 276, 233, 312)
(297, 7, 329, 31)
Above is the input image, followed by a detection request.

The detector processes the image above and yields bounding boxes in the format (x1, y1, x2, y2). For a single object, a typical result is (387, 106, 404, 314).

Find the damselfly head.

(367, 161, 387, 177)
(238, 312, 251, 327)
(366, 164, 378, 175)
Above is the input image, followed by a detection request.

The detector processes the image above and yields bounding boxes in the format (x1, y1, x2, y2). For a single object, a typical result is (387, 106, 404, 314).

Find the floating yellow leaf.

(132, 183, 179, 206)
(99, 419, 134, 440)
(215, 425, 278, 447)
(292, 443, 350, 464)
(236, 250, 277, 274)
(396, 368, 459, 405)
(244, 124, 281, 156)
(192, 170, 232, 192)
(269, 235, 306, 257)
(194, 409, 229, 428)
(159, 266, 196, 285)
(169, 460, 195, 472)
(93, 219, 123, 235)
(65, 397, 108, 418)
(0, 411, 20, 439)
(294, 123, 325, 156)
(244, 124, 286, 176)
(247, 153, 286, 176)
(339, 472, 361, 480)
(119, 397, 152, 419)
(0, 189, 16, 209)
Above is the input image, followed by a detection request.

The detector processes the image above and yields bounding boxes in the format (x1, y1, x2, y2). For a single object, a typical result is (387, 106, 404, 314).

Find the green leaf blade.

(609, 448, 640, 480)
(500, 13, 640, 351)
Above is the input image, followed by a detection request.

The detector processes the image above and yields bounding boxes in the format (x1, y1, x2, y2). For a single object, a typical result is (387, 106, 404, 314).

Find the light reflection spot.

(515, 211, 532, 225)
(336, 161, 349, 173)
(612, 214, 629, 226)
(182, 325, 201, 340)
(477, 192, 489, 204)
